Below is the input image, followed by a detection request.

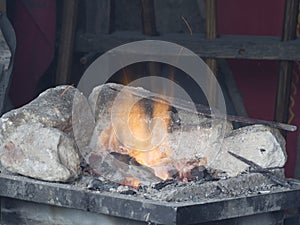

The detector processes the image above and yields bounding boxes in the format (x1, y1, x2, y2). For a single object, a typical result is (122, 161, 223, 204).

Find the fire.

(122, 177, 141, 189)
(100, 91, 172, 180)
(128, 99, 172, 180)
(99, 84, 208, 184)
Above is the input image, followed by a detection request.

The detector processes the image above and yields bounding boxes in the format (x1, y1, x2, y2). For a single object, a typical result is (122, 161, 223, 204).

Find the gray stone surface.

(0, 86, 82, 182)
(0, 85, 79, 147)
(0, 123, 80, 182)
(210, 124, 287, 177)
(151, 169, 287, 202)
(72, 91, 95, 156)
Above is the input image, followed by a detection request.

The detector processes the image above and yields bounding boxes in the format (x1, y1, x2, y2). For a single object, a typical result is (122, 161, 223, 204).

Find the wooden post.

(205, 0, 218, 106)
(141, 0, 158, 36)
(85, 0, 114, 35)
(205, 0, 217, 76)
(0, 0, 6, 13)
(56, 0, 78, 85)
(140, 0, 161, 77)
(274, 0, 299, 134)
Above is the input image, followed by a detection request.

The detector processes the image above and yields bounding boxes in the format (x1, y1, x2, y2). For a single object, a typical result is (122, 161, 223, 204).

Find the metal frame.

(0, 174, 300, 225)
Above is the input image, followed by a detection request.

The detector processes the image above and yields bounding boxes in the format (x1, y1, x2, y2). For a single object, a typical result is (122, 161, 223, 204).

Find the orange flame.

(126, 98, 172, 180)
(100, 91, 172, 180)
(122, 177, 141, 189)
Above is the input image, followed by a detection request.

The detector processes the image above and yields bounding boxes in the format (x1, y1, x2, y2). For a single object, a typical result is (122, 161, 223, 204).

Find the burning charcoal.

(170, 170, 179, 179)
(205, 185, 222, 198)
(154, 179, 175, 190)
(143, 96, 181, 133)
(87, 178, 119, 191)
(110, 152, 141, 166)
(120, 189, 137, 195)
(190, 165, 207, 181)
(174, 157, 207, 181)
(110, 152, 133, 164)
(87, 179, 103, 191)
(204, 168, 225, 181)
(80, 159, 94, 175)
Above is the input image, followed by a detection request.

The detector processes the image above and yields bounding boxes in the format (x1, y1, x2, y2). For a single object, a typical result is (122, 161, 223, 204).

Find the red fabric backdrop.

(217, 0, 300, 177)
(9, 0, 56, 107)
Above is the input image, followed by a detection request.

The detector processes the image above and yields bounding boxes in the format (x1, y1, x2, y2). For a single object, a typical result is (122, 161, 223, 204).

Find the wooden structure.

(56, 0, 300, 128)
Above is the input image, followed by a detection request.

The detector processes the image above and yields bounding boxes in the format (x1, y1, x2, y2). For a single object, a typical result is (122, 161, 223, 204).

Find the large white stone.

(0, 123, 80, 182)
(0, 85, 79, 147)
(210, 124, 287, 177)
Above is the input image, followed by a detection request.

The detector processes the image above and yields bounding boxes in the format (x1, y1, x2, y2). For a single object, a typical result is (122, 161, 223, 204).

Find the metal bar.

(224, 114, 296, 132)
(108, 85, 297, 132)
(227, 151, 291, 188)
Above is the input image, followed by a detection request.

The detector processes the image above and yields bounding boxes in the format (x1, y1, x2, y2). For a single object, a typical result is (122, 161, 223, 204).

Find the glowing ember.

(122, 177, 141, 189)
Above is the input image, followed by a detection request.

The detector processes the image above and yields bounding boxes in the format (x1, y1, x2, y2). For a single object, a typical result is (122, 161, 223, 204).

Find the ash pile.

(0, 83, 297, 202)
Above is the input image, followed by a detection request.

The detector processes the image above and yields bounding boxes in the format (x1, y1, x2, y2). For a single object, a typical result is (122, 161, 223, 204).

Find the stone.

(72, 91, 95, 157)
(0, 85, 79, 147)
(0, 123, 80, 182)
(210, 124, 287, 177)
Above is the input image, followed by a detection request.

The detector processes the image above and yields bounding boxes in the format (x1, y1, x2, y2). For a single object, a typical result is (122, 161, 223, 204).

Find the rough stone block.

(210, 124, 287, 177)
(0, 86, 82, 182)
(0, 85, 79, 147)
(0, 123, 80, 182)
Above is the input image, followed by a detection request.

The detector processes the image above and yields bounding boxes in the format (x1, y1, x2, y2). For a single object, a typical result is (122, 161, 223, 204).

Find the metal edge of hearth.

(1, 174, 300, 224)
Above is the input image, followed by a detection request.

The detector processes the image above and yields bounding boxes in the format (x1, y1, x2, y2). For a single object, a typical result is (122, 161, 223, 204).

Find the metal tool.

(228, 151, 291, 188)
(109, 85, 297, 132)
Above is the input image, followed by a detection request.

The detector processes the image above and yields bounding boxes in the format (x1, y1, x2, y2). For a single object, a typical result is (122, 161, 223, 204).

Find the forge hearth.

(1, 173, 300, 225)
(0, 84, 299, 224)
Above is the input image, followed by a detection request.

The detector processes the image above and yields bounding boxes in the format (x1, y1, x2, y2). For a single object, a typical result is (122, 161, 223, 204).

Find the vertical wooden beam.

(274, 0, 299, 132)
(85, 0, 114, 35)
(0, 0, 6, 13)
(141, 0, 158, 36)
(205, 0, 217, 76)
(205, 0, 218, 106)
(140, 0, 160, 77)
(56, 0, 78, 85)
